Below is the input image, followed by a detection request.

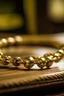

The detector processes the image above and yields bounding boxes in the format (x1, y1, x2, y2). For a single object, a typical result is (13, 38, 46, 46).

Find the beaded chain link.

(0, 35, 64, 69)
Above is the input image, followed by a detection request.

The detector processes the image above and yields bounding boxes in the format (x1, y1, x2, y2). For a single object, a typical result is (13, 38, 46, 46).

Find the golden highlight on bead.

(24, 56, 35, 69)
(53, 52, 63, 62)
(44, 53, 53, 68)
(0, 35, 64, 69)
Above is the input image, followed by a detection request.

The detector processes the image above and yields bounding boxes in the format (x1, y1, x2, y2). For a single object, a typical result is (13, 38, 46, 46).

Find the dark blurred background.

(0, 0, 64, 34)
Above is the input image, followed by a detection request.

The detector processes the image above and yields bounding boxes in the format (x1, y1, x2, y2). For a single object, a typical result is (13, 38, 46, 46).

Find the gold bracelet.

(0, 35, 64, 69)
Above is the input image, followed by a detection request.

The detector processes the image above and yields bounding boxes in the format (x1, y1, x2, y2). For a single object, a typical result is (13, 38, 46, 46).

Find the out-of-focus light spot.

(0, 14, 23, 30)
(47, 0, 64, 22)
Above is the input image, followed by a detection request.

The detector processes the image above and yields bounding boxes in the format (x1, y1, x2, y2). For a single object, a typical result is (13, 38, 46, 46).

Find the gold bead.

(53, 52, 63, 62)
(14, 36, 23, 44)
(5, 56, 13, 63)
(7, 37, 15, 45)
(1, 38, 8, 47)
(13, 57, 22, 66)
(46, 60, 53, 69)
(37, 57, 46, 69)
(44, 53, 54, 60)
(23, 56, 35, 69)
(2, 56, 13, 65)
(44, 53, 53, 68)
